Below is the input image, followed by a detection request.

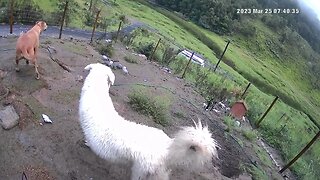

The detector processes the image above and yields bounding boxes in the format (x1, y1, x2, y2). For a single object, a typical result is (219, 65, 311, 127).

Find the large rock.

(0, 105, 19, 130)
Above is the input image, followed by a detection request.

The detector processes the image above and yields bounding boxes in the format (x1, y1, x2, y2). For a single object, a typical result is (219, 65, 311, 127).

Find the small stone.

(0, 105, 19, 130)
(76, 75, 83, 82)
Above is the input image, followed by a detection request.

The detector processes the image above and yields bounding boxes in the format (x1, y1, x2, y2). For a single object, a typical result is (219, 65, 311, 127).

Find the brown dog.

(15, 21, 47, 79)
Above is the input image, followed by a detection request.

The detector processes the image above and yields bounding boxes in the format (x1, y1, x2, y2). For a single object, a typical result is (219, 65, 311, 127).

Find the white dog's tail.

(167, 120, 219, 170)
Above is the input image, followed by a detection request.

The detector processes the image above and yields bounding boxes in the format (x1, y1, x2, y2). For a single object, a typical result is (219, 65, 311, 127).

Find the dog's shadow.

(74, 139, 132, 179)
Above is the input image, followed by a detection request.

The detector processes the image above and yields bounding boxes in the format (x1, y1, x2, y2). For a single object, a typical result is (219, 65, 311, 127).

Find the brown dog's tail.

(18, 48, 34, 61)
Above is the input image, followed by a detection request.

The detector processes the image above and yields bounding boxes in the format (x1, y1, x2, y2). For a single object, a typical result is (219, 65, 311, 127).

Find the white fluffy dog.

(79, 63, 219, 180)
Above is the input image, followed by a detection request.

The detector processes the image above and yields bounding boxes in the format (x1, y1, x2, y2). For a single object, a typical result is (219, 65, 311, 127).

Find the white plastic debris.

(105, 60, 113, 67)
(42, 114, 53, 123)
(138, 54, 147, 59)
(212, 109, 220, 113)
(203, 103, 207, 108)
(122, 66, 128, 75)
(235, 121, 241, 127)
(218, 102, 226, 108)
(114, 63, 123, 69)
(105, 39, 112, 43)
(102, 55, 109, 61)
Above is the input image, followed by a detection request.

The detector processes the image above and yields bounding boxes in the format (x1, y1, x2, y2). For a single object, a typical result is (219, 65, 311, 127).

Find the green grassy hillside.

(99, 1, 320, 179)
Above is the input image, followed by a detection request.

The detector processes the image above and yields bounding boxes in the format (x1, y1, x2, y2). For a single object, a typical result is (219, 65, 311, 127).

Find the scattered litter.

(0, 105, 19, 130)
(105, 60, 113, 67)
(102, 55, 109, 61)
(113, 63, 123, 69)
(217, 102, 226, 108)
(125, 46, 129, 50)
(203, 103, 207, 109)
(161, 67, 172, 74)
(40, 122, 43, 126)
(138, 54, 147, 59)
(42, 114, 53, 123)
(235, 121, 240, 127)
(122, 66, 128, 75)
(212, 109, 220, 113)
(105, 39, 112, 43)
(143, 79, 148, 82)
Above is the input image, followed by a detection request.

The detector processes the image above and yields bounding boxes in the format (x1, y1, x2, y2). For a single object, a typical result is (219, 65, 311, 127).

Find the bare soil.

(0, 36, 282, 180)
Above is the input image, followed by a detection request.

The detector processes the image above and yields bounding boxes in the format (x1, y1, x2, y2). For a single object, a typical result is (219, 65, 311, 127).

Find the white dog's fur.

(79, 63, 219, 180)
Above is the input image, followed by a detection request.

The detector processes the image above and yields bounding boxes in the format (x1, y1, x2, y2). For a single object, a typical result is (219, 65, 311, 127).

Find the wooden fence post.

(279, 130, 320, 173)
(241, 82, 251, 98)
(9, 0, 14, 34)
(214, 40, 230, 72)
(114, 21, 122, 43)
(90, 10, 101, 43)
(256, 96, 279, 127)
(59, 0, 68, 39)
(181, 52, 195, 79)
(148, 38, 161, 61)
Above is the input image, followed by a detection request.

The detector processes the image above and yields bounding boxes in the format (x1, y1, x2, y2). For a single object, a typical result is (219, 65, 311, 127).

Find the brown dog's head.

(36, 21, 47, 32)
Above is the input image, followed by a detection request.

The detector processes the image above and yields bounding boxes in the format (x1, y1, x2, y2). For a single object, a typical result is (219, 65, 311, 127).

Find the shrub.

(124, 55, 138, 64)
(223, 116, 235, 132)
(128, 90, 168, 126)
(84, 12, 94, 26)
(133, 43, 154, 58)
(97, 43, 114, 57)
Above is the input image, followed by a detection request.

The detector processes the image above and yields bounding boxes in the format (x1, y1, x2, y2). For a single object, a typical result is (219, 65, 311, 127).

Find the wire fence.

(0, 0, 117, 41)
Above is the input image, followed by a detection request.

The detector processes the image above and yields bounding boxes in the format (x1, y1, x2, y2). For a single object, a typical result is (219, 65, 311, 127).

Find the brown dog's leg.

(15, 54, 23, 72)
(33, 47, 40, 80)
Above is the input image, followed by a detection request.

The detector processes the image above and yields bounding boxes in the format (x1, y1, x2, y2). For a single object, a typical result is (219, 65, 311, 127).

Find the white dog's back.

(79, 63, 218, 180)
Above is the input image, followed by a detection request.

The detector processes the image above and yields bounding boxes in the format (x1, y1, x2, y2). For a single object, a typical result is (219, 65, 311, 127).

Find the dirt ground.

(0, 36, 283, 180)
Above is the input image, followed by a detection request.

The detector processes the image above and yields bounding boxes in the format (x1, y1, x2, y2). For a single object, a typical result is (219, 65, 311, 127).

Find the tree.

(53, 0, 80, 27)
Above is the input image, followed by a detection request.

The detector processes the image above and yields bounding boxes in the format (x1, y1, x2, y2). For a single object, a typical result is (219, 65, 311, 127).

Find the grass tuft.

(124, 55, 138, 64)
(128, 90, 168, 126)
(242, 128, 258, 141)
